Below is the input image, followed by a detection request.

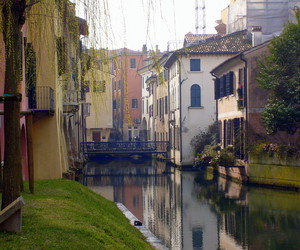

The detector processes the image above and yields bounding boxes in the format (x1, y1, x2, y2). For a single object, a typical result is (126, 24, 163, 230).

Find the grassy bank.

(0, 179, 153, 249)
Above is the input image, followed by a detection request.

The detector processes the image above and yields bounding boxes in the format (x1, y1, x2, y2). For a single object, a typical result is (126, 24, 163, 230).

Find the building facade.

(84, 49, 113, 143)
(111, 48, 147, 141)
(164, 30, 252, 167)
(223, 0, 300, 38)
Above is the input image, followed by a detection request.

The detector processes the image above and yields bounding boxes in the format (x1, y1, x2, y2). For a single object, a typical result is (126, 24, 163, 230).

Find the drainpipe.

(179, 61, 187, 164)
(240, 53, 248, 161)
(166, 67, 171, 161)
(211, 72, 219, 144)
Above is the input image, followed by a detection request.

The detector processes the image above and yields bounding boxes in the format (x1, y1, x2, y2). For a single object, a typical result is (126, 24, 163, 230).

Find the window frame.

(132, 98, 138, 109)
(130, 58, 136, 69)
(190, 84, 201, 107)
(190, 59, 201, 72)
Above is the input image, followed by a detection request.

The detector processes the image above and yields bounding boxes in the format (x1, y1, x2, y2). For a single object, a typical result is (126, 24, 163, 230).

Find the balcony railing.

(81, 141, 169, 155)
(29, 86, 54, 114)
(63, 90, 79, 113)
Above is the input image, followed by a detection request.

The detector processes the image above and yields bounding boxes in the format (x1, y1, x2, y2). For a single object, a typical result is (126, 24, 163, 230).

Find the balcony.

(82, 102, 91, 117)
(29, 86, 54, 115)
(63, 90, 79, 113)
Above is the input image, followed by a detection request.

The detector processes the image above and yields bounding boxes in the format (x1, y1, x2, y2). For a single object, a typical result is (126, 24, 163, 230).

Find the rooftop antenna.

(195, 0, 206, 34)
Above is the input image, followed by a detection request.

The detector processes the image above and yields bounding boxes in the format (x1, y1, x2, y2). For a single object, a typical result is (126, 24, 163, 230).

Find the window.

(215, 71, 234, 99)
(190, 59, 201, 71)
(132, 99, 138, 109)
(165, 96, 168, 114)
(113, 100, 116, 109)
(56, 37, 66, 75)
(192, 227, 203, 250)
(225, 71, 234, 96)
(92, 131, 101, 142)
(92, 80, 106, 92)
(146, 100, 149, 114)
(130, 58, 136, 68)
(190, 84, 201, 107)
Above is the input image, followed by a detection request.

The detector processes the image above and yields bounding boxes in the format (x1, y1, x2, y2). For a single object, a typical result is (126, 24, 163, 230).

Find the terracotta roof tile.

(179, 30, 252, 55)
(184, 32, 220, 45)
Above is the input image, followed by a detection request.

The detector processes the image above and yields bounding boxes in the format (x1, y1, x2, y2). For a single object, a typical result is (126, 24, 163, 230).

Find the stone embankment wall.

(214, 154, 300, 189)
(248, 154, 300, 189)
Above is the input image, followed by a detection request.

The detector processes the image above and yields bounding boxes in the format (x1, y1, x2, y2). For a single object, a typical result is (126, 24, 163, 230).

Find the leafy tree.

(1, 0, 27, 209)
(257, 10, 300, 135)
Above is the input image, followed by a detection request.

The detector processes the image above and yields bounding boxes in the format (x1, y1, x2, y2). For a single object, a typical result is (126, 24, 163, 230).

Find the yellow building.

(84, 49, 113, 142)
(25, 0, 86, 179)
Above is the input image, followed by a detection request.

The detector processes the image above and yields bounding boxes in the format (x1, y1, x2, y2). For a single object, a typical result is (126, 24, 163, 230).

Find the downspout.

(211, 72, 219, 144)
(240, 53, 248, 161)
(179, 61, 187, 164)
(166, 67, 171, 161)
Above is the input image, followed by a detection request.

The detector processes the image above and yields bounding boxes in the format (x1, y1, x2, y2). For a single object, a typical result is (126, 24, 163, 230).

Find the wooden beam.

(0, 196, 25, 233)
(26, 115, 34, 194)
(0, 110, 33, 116)
(0, 94, 22, 103)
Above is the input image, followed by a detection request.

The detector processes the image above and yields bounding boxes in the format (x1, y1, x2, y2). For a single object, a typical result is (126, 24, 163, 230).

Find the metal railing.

(81, 141, 169, 155)
(29, 86, 54, 113)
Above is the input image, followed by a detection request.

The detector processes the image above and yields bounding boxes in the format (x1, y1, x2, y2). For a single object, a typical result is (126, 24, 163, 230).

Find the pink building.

(111, 48, 147, 141)
(0, 28, 30, 181)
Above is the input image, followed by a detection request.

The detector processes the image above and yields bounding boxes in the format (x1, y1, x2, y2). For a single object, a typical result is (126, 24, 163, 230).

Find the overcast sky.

(75, 0, 229, 51)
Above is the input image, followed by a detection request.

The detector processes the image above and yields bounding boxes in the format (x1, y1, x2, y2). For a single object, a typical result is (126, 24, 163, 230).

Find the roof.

(180, 30, 252, 55)
(210, 40, 271, 75)
(183, 32, 220, 47)
(165, 30, 253, 68)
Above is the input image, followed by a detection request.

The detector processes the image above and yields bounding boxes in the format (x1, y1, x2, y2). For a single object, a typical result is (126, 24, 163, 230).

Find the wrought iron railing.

(29, 86, 54, 113)
(81, 141, 169, 154)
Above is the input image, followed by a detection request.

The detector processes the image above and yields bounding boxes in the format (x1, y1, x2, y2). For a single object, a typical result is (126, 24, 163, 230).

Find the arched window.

(191, 84, 201, 107)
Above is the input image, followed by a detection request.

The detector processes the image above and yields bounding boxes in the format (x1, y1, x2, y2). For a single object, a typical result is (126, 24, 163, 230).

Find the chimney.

(251, 26, 262, 47)
(155, 45, 160, 53)
(215, 20, 226, 36)
(142, 44, 147, 53)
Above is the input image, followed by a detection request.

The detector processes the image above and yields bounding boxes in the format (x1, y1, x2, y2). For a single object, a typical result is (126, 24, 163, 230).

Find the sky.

(75, 0, 230, 51)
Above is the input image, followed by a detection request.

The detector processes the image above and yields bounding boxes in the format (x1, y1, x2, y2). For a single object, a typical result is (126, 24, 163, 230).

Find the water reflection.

(82, 158, 300, 250)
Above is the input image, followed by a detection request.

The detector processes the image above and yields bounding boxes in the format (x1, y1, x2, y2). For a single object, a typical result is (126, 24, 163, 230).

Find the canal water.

(81, 158, 300, 250)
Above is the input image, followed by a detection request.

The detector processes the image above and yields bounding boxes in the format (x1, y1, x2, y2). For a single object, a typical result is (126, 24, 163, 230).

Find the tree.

(257, 9, 300, 135)
(1, 0, 27, 209)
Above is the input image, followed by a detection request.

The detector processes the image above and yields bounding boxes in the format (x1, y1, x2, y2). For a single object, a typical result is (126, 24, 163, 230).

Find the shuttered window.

(215, 71, 234, 99)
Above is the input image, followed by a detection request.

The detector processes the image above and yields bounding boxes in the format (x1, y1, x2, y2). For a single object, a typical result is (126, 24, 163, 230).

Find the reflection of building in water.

(115, 179, 143, 222)
(143, 161, 182, 249)
(84, 159, 154, 222)
(217, 177, 248, 249)
(182, 172, 218, 250)
(194, 171, 300, 249)
(143, 164, 219, 250)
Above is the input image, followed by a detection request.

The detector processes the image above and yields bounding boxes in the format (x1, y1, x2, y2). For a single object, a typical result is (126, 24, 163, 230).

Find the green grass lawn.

(0, 179, 153, 249)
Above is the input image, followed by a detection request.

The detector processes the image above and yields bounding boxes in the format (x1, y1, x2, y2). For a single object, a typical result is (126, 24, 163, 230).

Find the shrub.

(190, 123, 217, 156)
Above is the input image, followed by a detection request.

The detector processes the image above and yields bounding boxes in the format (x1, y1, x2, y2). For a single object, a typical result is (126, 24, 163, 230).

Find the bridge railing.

(81, 141, 169, 154)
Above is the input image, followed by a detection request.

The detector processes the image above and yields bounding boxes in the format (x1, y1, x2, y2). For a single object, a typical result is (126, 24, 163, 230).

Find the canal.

(81, 158, 300, 250)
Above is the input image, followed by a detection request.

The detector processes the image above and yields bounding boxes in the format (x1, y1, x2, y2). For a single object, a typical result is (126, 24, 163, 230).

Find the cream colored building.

(165, 31, 252, 167)
(138, 62, 154, 141)
(85, 50, 113, 142)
